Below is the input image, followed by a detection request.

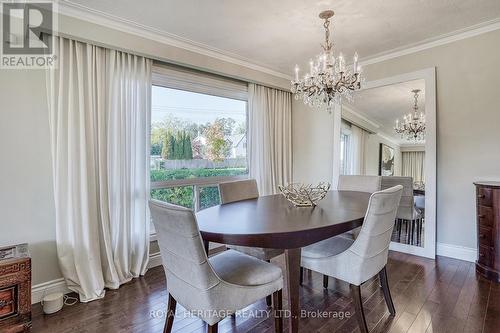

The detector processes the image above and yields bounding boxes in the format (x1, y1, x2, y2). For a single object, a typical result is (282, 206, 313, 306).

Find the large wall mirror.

(338, 68, 436, 258)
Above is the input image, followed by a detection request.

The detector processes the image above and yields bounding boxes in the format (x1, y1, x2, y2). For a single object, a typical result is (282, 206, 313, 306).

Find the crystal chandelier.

(291, 10, 363, 111)
(394, 89, 426, 142)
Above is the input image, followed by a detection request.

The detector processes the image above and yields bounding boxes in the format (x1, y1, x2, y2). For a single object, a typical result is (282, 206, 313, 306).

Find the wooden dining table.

(196, 190, 371, 333)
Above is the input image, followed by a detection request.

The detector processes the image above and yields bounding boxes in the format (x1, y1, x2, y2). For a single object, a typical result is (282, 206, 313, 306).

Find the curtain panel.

(47, 37, 152, 302)
(401, 151, 425, 184)
(349, 124, 368, 175)
(248, 84, 292, 195)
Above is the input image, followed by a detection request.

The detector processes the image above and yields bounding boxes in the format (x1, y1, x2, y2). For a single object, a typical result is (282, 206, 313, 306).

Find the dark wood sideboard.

(0, 244, 31, 332)
(475, 181, 500, 282)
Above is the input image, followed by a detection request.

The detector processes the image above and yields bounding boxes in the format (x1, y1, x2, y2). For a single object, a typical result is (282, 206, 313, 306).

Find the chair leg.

(416, 219, 421, 245)
(266, 260, 273, 306)
(323, 275, 329, 289)
(272, 289, 283, 333)
(397, 219, 402, 241)
(379, 266, 396, 316)
(164, 294, 177, 333)
(350, 284, 368, 333)
(299, 267, 303, 285)
(207, 322, 218, 333)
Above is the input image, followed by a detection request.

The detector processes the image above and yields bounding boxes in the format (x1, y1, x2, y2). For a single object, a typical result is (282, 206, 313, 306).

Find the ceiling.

(63, 0, 500, 74)
(346, 79, 426, 145)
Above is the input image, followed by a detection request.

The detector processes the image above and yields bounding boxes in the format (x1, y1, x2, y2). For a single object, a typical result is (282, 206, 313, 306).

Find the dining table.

(196, 190, 371, 333)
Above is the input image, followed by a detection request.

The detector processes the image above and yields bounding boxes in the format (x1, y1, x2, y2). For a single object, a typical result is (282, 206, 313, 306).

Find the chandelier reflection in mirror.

(291, 10, 363, 111)
(394, 89, 426, 142)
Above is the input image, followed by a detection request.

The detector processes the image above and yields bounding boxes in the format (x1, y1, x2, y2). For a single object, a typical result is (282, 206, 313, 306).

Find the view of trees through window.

(150, 86, 248, 209)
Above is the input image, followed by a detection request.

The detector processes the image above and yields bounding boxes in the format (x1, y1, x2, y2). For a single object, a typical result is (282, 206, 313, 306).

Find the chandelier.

(291, 10, 363, 110)
(394, 89, 426, 142)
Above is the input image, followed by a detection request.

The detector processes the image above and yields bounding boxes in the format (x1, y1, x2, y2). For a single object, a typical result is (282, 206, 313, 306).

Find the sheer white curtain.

(248, 83, 292, 195)
(402, 151, 425, 183)
(348, 124, 368, 175)
(47, 37, 151, 302)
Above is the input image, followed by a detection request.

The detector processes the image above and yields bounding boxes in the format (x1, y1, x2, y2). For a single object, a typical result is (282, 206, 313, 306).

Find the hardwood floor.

(32, 252, 500, 333)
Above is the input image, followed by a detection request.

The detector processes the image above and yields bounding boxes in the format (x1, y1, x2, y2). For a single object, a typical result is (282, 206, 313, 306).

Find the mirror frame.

(338, 68, 437, 259)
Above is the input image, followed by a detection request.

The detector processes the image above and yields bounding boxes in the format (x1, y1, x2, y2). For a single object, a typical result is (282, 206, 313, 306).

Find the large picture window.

(150, 66, 248, 211)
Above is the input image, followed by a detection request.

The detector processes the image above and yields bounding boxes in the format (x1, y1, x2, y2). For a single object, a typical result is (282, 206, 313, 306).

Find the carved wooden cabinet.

(475, 182, 500, 282)
(0, 244, 31, 332)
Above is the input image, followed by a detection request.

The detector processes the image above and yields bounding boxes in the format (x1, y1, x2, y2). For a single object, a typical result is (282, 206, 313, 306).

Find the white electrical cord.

(63, 294, 78, 306)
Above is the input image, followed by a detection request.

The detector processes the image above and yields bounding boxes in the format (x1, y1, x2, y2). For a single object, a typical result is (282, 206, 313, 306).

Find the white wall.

(0, 70, 60, 285)
(292, 29, 500, 250)
(292, 100, 335, 184)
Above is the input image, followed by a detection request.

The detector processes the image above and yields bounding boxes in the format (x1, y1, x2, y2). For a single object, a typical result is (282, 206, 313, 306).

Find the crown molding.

(57, 1, 292, 80)
(342, 104, 381, 130)
(58, 1, 500, 79)
(360, 17, 500, 66)
(376, 131, 402, 147)
(342, 104, 404, 146)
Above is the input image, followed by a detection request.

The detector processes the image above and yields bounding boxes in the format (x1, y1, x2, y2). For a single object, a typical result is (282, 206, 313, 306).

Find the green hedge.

(150, 168, 247, 208)
(151, 167, 247, 182)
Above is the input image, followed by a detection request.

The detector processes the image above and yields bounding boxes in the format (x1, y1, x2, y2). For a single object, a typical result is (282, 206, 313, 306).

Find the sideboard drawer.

(477, 187, 493, 207)
(0, 286, 16, 319)
(478, 205, 494, 228)
(478, 226, 494, 248)
(478, 245, 492, 266)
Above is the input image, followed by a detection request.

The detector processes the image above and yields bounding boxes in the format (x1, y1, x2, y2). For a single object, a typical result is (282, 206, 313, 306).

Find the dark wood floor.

(32, 252, 500, 333)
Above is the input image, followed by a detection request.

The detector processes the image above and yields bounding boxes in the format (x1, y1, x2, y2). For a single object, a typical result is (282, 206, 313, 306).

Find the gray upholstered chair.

(337, 175, 382, 193)
(306, 175, 382, 289)
(337, 175, 382, 241)
(149, 200, 284, 333)
(301, 185, 403, 333)
(219, 179, 284, 262)
(381, 176, 423, 245)
(219, 179, 284, 306)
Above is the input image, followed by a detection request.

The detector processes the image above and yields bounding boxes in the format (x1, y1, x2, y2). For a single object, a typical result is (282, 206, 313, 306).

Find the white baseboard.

(32, 252, 164, 304)
(147, 252, 163, 269)
(437, 242, 477, 262)
(31, 278, 72, 304)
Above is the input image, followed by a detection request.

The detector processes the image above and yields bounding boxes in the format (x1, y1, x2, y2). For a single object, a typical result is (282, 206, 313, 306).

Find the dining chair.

(337, 175, 382, 241)
(219, 179, 284, 306)
(301, 185, 403, 333)
(305, 175, 382, 289)
(149, 200, 284, 333)
(381, 176, 422, 245)
(337, 175, 382, 193)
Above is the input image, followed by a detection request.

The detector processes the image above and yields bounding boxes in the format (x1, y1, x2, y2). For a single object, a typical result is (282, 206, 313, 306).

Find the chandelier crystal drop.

(291, 10, 363, 111)
(394, 89, 426, 142)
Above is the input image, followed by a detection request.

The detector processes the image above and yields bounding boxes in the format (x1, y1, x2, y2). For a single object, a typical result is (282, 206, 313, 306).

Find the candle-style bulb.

(338, 53, 344, 72)
(353, 52, 359, 72)
(294, 65, 299, 81)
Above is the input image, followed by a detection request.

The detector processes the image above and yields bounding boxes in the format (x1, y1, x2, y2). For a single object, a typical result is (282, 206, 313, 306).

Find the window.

(340, 132, 350, 175)
(340, 122, 352, 175)
(150, 66, 248, 211)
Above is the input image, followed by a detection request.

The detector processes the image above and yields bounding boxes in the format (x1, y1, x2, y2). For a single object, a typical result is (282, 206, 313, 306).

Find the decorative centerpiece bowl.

(278, 182, 331, 207)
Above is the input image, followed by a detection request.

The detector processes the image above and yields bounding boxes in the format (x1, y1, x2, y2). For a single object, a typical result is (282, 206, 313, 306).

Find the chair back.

(338, 175, 381, 193)
(148, 200, 220, 298)
(219, 179, 259, 204)
(349, 185, 403, 273)
(381, 176, 414, 220)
